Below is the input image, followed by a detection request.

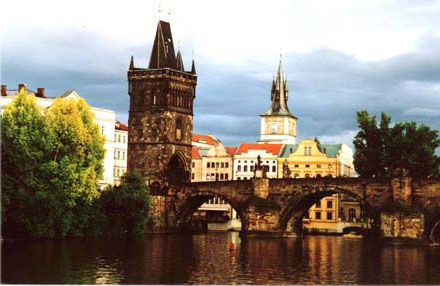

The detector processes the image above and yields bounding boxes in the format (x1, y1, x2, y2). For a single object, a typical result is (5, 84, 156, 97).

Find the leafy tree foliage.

(1, 89, 105, 238)
(353, 110, 440, 178)
(100, 172, 151, 235)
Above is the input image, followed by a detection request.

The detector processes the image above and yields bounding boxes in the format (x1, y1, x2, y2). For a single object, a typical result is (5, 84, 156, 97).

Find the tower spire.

(261, 58, 294, 117)
(129, 55, 134, 70)
(176, 43, 184, 71)
(190, 50, 196, 74)
(148, 20, 177, 69)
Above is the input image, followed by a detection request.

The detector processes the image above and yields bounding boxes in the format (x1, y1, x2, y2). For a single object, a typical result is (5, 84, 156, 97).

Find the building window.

(192, 162, 195, 168)
(250, 165, 255, 172)
(118, 135, 121, 142)
(225, 174, 229, 180)
(327, 212, 333, 220)
(315, 200, 321, 208)
(123, 136, 126, 143)
(237, 165, 241, 172)
(272, 166, 276, 172)
(221, 162, 225, 168)
(117, 151, 120, 159)
(101, 126, 105, 135)
(360, 208, 366, 220)
(191, 173, 195, 180)
(305, 164, 310, 168)
(327, 201, 333, 209)
(216, 162, 220, 168)
(317, 164, 321, 168)
(211, 173, 215, 180)
(349, 208, 356, 221)
(294, 164, 299, 168)
(207, 162, 210, 168)
(176, 118, 183, 141)
(226, 162, 229, 168)
(220, 173, 224, 180)
(244, 166, 248, 172)
(315, 211, 321, 220)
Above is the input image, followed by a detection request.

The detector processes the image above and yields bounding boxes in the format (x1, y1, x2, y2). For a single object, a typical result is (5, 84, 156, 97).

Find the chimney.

(18, 83, 26, 92)
(36, 88, 45, 98)
(1, 85, 6, 96)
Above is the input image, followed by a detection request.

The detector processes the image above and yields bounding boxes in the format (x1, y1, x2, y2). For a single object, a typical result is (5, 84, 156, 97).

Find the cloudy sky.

(2, 0, 440, 147)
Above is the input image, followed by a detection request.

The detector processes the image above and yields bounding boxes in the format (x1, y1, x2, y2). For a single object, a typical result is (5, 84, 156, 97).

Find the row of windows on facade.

(314, 200, 334, 209)
(292, 173, 331, 178)
(205, 162, 229, 169)
(305, 208, 364, 221)
(132, 91, 193, 109)
(237, 165, 277, 173)
(205, 197, 227, 205)
(237, 160, 277, 165)
(114, 167, 126, 177)
(115, 134, 126, 143)
(114, 150, 126, 160)
(287, 163, 333, 169)
(191, 173, 230, 181)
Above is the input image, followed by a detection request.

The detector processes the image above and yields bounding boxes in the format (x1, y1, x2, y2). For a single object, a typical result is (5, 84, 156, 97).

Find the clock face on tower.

(270, 123, 279, 133)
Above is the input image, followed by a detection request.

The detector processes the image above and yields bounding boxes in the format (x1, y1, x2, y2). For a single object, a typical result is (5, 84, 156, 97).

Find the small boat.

(343, 232, 364, 239)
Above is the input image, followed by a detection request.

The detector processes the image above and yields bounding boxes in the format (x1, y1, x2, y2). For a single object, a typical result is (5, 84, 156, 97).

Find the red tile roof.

(192, 133, 217, 146)
(236, 143, 283, 156)
(226, 146, 237, 156)
(192, 146, 201, 159)
(115, 120, 128, 131)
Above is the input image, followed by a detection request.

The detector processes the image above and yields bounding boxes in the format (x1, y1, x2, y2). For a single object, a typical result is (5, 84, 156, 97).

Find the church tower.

(127, 20, 197, 190)
(259, 60, 297, 144)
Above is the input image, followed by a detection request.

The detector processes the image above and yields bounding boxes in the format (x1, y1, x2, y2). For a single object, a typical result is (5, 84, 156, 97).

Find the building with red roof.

(234, 143, 283, 180)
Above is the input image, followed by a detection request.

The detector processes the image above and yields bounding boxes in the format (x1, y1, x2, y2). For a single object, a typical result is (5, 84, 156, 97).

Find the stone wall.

(147, 195, 167, 229)
(380, 212, 424, 240)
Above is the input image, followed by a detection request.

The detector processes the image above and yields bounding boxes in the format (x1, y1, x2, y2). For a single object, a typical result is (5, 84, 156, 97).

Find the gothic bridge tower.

(127, 20, 197, 194)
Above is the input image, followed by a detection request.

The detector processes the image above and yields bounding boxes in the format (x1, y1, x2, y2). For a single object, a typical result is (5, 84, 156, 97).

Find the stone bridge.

(150, 177, 440, 241)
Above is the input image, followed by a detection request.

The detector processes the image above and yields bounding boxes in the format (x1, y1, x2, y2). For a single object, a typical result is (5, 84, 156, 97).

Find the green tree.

(353, 111, 386, 178)
(353, 110, 440, 178)
(101, 172, 151, 235)
(1, 89, 105, 238)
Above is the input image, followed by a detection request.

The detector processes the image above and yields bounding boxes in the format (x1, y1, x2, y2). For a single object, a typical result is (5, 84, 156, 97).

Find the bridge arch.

(279, 185, 378, 235)
(175, 190, 247, 232)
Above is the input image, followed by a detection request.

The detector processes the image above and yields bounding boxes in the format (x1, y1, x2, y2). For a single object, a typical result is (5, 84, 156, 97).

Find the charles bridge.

(149, 173, 440, 242)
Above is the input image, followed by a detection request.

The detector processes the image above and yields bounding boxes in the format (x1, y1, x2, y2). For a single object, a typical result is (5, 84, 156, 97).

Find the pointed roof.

(261, 60, 296, 118)
(176, 49, 184, 71)
(191, 59, 196, 74)
(129, 55, 134, 70)
(148, 20, 177, 69)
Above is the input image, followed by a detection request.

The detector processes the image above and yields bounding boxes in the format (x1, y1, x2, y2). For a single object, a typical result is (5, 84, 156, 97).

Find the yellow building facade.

(278, 139, 364, 233)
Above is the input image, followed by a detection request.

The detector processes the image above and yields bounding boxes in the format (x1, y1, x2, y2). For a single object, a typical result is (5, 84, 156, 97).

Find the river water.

(2, 232, 440, 284)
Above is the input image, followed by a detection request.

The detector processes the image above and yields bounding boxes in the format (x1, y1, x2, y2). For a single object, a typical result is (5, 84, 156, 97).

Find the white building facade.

(0, 84, 116, 187)
(233, 143, 283, 180)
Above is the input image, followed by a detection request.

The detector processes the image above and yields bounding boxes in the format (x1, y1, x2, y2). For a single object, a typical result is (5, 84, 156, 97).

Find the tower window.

(176, 118, 183, 141)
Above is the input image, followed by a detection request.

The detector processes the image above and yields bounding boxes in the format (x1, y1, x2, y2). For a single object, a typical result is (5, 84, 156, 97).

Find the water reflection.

(2, 233, 440, 284)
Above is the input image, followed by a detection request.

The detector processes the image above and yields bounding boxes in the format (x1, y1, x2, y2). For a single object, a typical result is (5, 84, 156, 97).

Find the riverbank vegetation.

(353, 110, 440, 178)
(1, 89, 150, 239)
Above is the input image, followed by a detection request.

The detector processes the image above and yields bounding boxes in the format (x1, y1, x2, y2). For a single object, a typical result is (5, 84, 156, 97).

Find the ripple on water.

(2, 233, 440, 284)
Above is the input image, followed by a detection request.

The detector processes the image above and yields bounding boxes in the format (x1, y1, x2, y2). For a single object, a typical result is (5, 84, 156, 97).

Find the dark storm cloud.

(2, 28, 440, 147)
